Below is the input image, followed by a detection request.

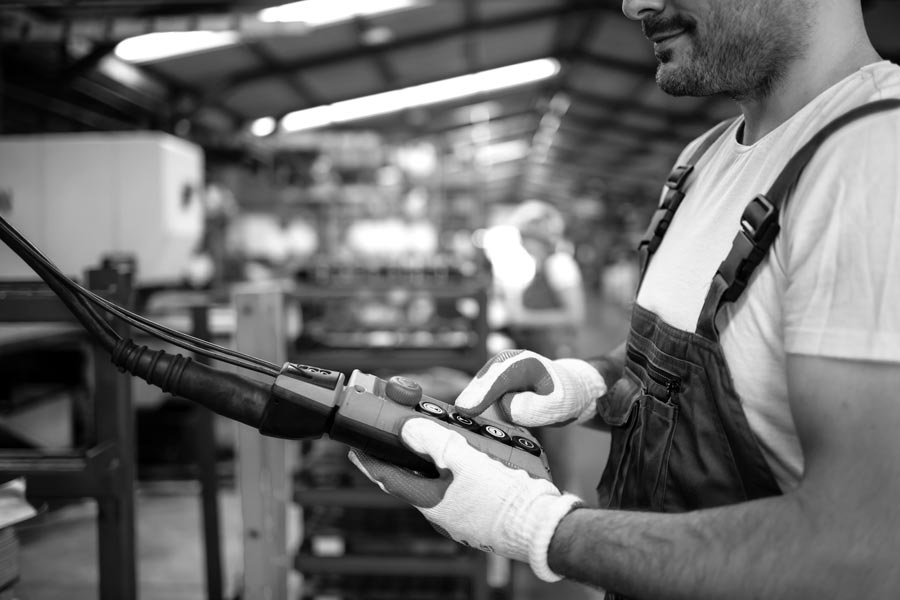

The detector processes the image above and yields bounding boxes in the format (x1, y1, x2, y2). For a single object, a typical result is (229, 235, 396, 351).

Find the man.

(350, 0, 900, 597)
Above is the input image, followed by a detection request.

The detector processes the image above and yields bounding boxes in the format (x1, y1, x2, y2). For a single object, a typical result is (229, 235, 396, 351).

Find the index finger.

(454, 351, 555, 414)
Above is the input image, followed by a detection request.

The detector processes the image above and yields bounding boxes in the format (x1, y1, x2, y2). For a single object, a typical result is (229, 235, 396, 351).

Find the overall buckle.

(640, 165, 695, 253)
(666, 164, 694, 191)
(740, 194, 779, 245)
(718, 194, 781, 302)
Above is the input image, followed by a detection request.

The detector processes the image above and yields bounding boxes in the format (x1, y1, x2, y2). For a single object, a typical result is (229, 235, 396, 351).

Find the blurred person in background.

(502, 199, 586, 360)
(350, 0, 900, 598)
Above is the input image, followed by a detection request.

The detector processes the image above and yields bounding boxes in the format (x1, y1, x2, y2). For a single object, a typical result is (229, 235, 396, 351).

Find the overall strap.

(637, 118, 736, 287)
(696, 98, 900, 340)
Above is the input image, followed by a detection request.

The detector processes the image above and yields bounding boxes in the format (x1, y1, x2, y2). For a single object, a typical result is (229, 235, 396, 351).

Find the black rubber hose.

(112, 339, 269, 428)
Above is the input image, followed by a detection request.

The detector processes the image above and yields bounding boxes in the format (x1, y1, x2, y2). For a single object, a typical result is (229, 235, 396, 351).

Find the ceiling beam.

(3, 49, 163, 124)
(462, 0, 479, 73)
(563, 85, 714, 125)
(512, 0, 605, 202)
(59, 40, 117, 80)
(605, 95, 726, 173)
(545, 70, 652, 176)
(243, 39, 325, 106)
(420, 108, 539, 136)
(12, 1, 234, 12)
(2, 81, 136, 130)
(138, 60, 246, 130)
(559, 112, 686, 145)
(209, 3, 618, 103)
(351, 15, 398, 89)
(574, 51, 656, 79)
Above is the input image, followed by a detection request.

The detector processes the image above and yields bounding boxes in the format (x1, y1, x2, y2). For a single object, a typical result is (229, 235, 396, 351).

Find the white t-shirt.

(636, 61, 900, 491)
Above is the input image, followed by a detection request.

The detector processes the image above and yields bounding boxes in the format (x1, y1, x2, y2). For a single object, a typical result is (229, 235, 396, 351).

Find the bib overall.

(593, 100, 900, 600)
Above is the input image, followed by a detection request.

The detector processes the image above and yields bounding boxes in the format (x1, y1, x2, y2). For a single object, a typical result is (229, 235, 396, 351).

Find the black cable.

(54, 282, 280, 376)
(0, 213, 272, 428)
(2, 212, 274, 372)
(98, 300, 279, 377)
(0, 213, 120, 345)
(0, 213, 280, 377)
(74, 288, 280, 376)
(0, 217, 120, 351)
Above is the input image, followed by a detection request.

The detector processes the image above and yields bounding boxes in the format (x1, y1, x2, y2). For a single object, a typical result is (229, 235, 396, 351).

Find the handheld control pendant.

(258, 363, 552, 481)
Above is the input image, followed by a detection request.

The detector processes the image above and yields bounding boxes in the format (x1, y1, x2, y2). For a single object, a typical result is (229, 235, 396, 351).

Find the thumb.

(400, 418, 492, 474)
(348, 450, 450, 509)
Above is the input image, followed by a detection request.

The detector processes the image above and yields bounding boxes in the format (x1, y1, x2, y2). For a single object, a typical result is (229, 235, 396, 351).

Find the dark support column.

(191, 304, 225, 600)
(88, 259, 138, 600)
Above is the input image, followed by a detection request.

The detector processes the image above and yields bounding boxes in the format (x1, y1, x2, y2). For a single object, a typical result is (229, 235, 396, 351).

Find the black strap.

(637, 118, 736, 287)
(696, 98, 900, 340)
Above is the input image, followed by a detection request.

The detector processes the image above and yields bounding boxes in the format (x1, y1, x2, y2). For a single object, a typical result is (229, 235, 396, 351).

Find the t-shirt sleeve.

(782, 111, 900, 363)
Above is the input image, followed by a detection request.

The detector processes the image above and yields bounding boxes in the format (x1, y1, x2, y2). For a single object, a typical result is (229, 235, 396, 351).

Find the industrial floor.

(13, 292, 631, 600)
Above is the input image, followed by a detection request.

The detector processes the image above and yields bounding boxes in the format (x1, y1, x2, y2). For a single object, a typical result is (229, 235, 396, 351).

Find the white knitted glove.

(348, 418, 582, 582)
(454, 350, 607, 427)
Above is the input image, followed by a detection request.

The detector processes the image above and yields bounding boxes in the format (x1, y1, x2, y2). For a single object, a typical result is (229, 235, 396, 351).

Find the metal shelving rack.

(233, 280, 493, 600)
(293, 436, 490, 600)
(0, 260, 137, 600)
(290, 265, 491, 377)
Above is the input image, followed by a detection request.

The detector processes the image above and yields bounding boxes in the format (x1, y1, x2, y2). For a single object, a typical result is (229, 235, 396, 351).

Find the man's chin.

(655, 64, 688, 96)
(656, 66, 719, 98)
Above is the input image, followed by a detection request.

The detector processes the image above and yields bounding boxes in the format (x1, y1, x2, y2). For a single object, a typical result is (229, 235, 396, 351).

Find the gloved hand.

(454, 349, 607, 427)
(349, 418, 581, 581)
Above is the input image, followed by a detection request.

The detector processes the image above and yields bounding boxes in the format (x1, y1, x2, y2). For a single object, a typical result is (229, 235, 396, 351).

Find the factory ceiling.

(2, 0, 899, 211)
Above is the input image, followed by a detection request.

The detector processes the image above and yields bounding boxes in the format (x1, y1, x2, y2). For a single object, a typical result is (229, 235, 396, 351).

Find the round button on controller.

(385, 376, 423, 406)
(512, 436, 542, 456)
(449, 412, 480, 432)
(480, 424, 512, 445)
(415, 400, 448, 420)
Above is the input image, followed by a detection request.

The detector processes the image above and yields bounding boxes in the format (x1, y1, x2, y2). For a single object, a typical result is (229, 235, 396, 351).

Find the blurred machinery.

(292, 255, 491, 376)
(0, 131, 204, 285)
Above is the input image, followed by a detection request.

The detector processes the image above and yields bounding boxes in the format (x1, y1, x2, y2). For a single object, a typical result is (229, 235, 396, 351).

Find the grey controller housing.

(259, 362, 552, 481)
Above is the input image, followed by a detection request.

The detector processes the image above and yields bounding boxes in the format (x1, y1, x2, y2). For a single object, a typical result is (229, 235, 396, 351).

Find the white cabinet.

(0, 131, 204, 284)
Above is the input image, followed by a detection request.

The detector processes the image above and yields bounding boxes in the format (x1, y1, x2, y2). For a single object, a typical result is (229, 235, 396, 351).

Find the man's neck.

(737, 9, 881, 145)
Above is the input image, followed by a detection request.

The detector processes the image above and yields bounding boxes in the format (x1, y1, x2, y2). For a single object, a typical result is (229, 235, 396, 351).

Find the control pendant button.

(415, 400, 448, 420)
(449, 412, 480, 432)
(512, 436, 542, 456)
(480, 424, 512, 445)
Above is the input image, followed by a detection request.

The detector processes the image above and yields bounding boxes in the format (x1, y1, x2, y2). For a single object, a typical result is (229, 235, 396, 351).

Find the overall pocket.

(597, 361, 680, 511)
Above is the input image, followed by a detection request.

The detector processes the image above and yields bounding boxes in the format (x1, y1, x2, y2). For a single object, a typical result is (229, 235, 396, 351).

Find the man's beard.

(644, 2, 810, 102)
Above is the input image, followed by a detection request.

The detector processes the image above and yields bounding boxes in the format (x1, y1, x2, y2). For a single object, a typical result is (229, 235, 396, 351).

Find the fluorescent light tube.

(279, 58, 561, 133)
(115, 31, 240, 63)
(250, 117, 278, 137)
(259, 0, 427, 26)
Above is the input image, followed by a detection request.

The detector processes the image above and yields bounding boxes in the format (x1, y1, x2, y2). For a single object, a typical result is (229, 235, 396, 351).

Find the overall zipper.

(626, 346, 682, 398)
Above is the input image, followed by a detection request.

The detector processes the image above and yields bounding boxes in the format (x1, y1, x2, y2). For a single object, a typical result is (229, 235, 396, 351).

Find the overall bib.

(594, 99, 900, 600)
